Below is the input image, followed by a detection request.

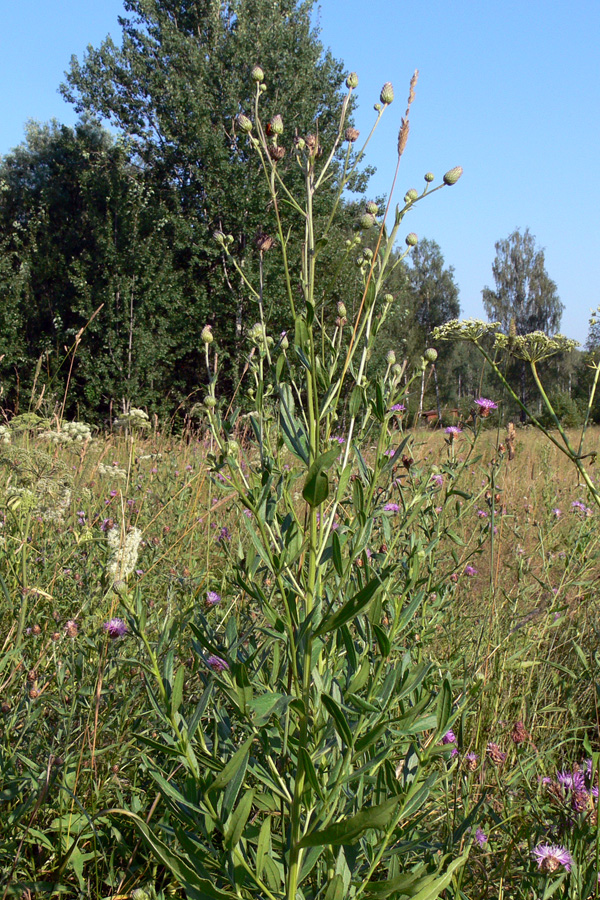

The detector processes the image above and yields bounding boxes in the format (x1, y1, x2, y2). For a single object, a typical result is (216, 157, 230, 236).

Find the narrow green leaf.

(297, 794, 403, 847)
(316, 570, 391, 636)
(322, 693, 353, 747)
(206, 737, 253, 795)
(170, 664, 185, 715)
(256, 816, 271, 879)
(331, 531, 343, 576)
(224, 788, 255, 849)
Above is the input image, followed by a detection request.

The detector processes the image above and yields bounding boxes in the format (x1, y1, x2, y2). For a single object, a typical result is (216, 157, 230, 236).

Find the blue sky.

(2, 0, 599, 343)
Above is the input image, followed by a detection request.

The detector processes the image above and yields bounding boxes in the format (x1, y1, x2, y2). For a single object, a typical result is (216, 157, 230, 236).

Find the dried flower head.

(345, 127, 360, 143)
(486, 742, 507, 766)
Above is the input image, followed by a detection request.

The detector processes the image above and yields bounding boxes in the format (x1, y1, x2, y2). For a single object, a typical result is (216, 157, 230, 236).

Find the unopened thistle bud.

(280, 332, 289, 350)
(201, 325, 213, 344)
(374, 103, 382, 112)
(360, 213, 376, 230)
(424, 348, 438, 363)
(337, 302, 347, 318)
(204, 396, 216, 409)
(380, 82, 394, 105)
(269, 114, 283, 135)
(237, 114, 253, 133)
(391, 363, 403, 377)
(259, 83, 267, 93)
(404, 188, 418, 203)
(443, 165, 463, 185)
(346, 72, 359, 89)
(251, 65, 264, 82)
(424, 172, 435, 182)
(405, 232, 418, 246)
(386, 350, 396, 365)
(345, 127, 360, 143)
(383, 294, 394, 304)
(213, 231, 226, 246)
(365, 201, 379, 215)
(295, 137, 306, 151)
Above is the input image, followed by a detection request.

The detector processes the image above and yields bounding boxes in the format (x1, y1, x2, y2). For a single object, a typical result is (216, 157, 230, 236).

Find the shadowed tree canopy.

(482, 228, 563, 336)
(60, 0, 362, 392)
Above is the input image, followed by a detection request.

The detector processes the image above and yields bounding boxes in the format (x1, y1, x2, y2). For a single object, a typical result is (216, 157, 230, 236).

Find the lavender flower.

(474, 398, 498, 417)
(206, 654, 229, 673)
(464, 565, 478, 577)
(103, 617, 127, 638)
(552, 508, 561, 517)
(442, 730, 456, 745)
(431, 474, 443, 487)
(532, 844, 573, 874)
(475, 827, 488, 847)
(389, 404, 406, 413)
(445, 426, 462, 441)
(464, 752, 479, 771)
(206, 590, 221, 606)
(384, 502, 400, 513)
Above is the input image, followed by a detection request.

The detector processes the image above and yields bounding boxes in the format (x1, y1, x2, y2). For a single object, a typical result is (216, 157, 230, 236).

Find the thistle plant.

(115, 69, 474, 900)
(431, 317, 600, 509)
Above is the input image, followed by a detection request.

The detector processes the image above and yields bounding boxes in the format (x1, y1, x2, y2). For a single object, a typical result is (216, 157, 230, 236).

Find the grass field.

(1, 419, 599, 899)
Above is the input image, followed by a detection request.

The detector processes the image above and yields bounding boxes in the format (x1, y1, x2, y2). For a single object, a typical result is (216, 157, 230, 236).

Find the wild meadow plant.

(105, 68, 493, 900)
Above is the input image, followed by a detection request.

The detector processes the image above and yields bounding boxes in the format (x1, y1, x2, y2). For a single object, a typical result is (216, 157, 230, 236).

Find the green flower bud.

(443, 165, 463, 185)
(226, 440, 239, 456)
(237, 114, 253, 133)
(363, 247, 373, 260)
(295, 137, 306, 151)
(112, 580, 128, 597)
(359, 213, 376, 230)
(405, 232, 418, 246)
(259, 83, 267, 93)
(373, 103, 382, 112)
(345, 239, 352, 248)
(251, 65, 264, 82)
(391, 363, 403, 377)
(356, 255, 364, 267)
(213, 231, 225, 245)
(204, 396, 216, 409)
(424, 347, 438, 363)
(337, 301, 347, 318)
(365, 201, 379, 215)
(201, 325, 213, 344)
(270, 114, 283, 135)
(424, 172, 435, 182)
(404, 188, 419, 202)
(346, 72, 359, 89)
(386, 350, 396, 365)
(380, 82, 394, 105)
(280, 331, 289, 350)
(383, 294, 394, 304)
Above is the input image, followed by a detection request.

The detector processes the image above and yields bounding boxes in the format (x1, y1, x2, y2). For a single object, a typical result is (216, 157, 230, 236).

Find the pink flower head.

(206, 591, 221, 606)
(384, 502, 400, 513)
(103, 617, 127, 638)
(445, 426, 462, 440)
(464, 565, 478, 577)
(206, 654, 229, 673)
(475, 827, 488, 847)
(431, 474, 443, 487)
(474, 398, 498, 417)
(442, 730, 456, 745)
(389, 404, 406, 413)
(532, 843, 573, 874)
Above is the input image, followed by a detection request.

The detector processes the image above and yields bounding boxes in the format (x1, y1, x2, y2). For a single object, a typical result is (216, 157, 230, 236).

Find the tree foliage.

(482, 227, 563, 335)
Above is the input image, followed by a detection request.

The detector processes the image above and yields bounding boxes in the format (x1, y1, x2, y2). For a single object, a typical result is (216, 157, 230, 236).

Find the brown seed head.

(345, 127, 360, 143)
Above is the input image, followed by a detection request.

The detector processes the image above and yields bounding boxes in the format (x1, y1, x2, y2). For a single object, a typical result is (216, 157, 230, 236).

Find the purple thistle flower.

(445, 426, 462, 436)
(431, 474, 443, 487)
(384, 502, 400, 512)
(557, 770, 586, 791)
(206, 590, 221, 606)
(476, 509, 488, 518)
(206, 654, 229, 673)
(217, 526, 231, 542)
(103, 617, 127, 638)
(552, 507, 561, 517)
(464, 565, 478, 577)
(475, 827, 488, 847)
(389, 403, 406, 413)
(474, 398, 498, 418)
(442, 730, 456, 745)
(532, 843, 573, 874)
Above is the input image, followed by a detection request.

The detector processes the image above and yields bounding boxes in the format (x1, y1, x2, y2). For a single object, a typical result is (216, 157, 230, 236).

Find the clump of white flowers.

(41, 421, 93, 444)
(98, 463, 128, 480)
(106, 525, 143, 580)
(114, 408, 151, 431)
(0, 425, 11, 444)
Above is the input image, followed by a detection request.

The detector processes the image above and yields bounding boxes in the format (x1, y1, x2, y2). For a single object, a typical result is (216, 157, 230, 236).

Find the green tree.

(61, 0, 360, 381)
(482, 228, 563, 336)
(482, 228, 563, 420)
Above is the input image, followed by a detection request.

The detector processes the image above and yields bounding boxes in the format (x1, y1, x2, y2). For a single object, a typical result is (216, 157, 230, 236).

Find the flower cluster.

(431, 318, 501, 343)
(494, 331, 579, 362)
(106, 526, 143, 580)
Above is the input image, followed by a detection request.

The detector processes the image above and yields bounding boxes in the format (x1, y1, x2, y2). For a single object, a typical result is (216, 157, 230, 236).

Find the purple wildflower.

(206, 654, 229, 673)
(442, 730, 456, 745)
(532, 844, 573, 874)
(217, 526, 231, 542)
(557, 770, 586, 792)
(445, 426, 462, 440)
(552, 508, 561, 517)
(474, 398, 498, 417)
(103, 617, 127, 638)
(431, 474, 443, 487)
(477, 509, 488, 518)
(384, 502, 400, 513)
(486, 743, 507, 765)
(206, 591, 221, 606)
(389, 404, 406, 413)
(464, 565, 478, 577)
(475, 827, 488, 847)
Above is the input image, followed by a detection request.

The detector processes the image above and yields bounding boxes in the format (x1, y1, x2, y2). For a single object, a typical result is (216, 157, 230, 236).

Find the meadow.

(1, 417, 599, 899)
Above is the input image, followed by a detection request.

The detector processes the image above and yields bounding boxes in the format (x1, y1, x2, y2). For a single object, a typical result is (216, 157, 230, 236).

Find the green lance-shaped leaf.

(322, 693, 354, 747)
(279, 382, 309, 464)
(316, 569, 392, 636)
(223, 788, 255, 849)
(297, 793, 404, 848)
(302, 446, 342, 507)
(105, 809, 237, 900)
(206, 736, 254, 795)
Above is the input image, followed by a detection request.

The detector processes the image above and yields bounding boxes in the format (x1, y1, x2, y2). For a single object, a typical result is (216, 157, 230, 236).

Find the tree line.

(0, 0, 594, 426)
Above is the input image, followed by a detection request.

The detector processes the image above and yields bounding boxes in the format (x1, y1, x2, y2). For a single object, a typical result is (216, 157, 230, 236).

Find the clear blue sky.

(2, 0, 598, 344)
